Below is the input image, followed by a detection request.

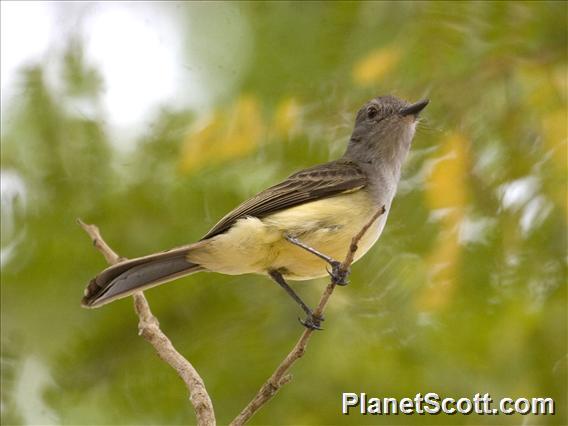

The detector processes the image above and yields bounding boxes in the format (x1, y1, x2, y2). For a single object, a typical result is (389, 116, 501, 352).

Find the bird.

(82, 95, 428, 329)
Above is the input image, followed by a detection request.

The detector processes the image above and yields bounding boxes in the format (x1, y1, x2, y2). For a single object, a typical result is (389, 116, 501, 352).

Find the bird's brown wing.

(201, 159, 368, 240)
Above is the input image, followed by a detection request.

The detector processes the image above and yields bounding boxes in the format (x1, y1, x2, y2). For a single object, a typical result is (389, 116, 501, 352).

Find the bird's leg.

(284, 234, 350, 286)
(268, 270, 324, 330)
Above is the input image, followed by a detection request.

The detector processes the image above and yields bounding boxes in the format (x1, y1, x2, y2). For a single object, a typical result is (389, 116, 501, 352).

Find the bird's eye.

(367, 106, 379, 120)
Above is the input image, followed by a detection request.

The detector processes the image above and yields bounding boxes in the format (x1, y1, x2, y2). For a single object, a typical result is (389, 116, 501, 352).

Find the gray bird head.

(344, 95, 428, 166)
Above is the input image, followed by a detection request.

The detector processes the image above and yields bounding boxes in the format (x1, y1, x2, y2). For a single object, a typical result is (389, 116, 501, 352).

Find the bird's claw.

(298, 313, 325, 330)
(327, 261, 350, 286)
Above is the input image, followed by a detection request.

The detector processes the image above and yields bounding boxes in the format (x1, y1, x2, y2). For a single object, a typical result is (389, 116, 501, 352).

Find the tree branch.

(230, 206, 386, 425)
(77, 219, 216, 426)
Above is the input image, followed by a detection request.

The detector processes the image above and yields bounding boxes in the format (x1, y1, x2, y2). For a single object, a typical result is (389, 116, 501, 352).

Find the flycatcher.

(82, 95, 428, 329)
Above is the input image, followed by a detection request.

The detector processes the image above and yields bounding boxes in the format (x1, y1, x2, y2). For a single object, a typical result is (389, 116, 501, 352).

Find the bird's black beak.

(400, 99, 429, 117)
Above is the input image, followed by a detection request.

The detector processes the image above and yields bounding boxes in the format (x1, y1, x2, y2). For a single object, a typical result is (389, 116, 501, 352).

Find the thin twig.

(230, 206, 386, 426)
(77, 219, 216, 426)
(342, 205, 386, 269)
(77, 219, 124, 265)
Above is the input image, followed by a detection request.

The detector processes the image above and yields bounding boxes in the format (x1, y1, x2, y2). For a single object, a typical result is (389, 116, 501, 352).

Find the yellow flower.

(352, 46, 401, 86)
(418, 132, 470, 311)
(179, 95, 264, 173)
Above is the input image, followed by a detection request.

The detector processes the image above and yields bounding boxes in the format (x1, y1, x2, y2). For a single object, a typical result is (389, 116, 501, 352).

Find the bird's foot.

(299, 312, 325, 330)
(328, 260, 350, 286)
(284, 233, 350, 285)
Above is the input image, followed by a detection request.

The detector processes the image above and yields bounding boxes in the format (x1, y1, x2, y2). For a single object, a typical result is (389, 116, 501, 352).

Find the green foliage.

(1, 2, 566, 425)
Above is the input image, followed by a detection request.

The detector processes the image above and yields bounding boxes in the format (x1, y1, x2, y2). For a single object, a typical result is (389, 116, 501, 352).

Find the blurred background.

(1, 1, 566, 425)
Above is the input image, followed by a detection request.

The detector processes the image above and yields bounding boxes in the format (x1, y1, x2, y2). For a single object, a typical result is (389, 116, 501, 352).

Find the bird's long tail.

(82, 245, 204, 308)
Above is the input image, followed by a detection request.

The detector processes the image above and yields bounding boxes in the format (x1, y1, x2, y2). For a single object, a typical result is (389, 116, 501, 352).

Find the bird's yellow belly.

(187, 190, 387, 280)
